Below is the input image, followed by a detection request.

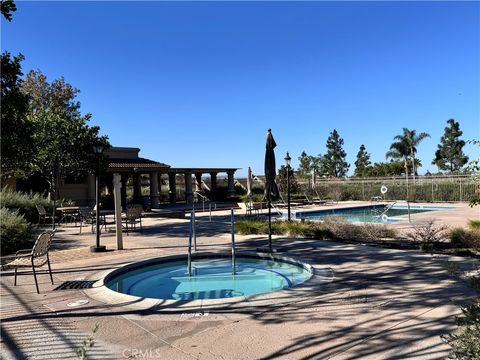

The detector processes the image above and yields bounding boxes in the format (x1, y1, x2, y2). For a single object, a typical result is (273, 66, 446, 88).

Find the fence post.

(431, 179, 434, 202)
(459, 180, 463, 202)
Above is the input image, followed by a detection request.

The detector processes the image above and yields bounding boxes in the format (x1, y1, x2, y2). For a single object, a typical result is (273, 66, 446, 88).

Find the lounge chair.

(7, 230, 55, 294)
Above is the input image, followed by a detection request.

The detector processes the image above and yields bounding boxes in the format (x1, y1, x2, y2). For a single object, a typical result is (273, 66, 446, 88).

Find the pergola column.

(133, 173, 142, 201)
(227, 170, 235, 196)
(121, 174, 128, 209)
(185, 171, 193, 204)
(168, 173, 176, 204)
(112, 173, 123, 250)
(149, 171, 159, 209)
(158, 173, 162, 204)
(195, 173, 202, 192)
(210, 172, 217, 200)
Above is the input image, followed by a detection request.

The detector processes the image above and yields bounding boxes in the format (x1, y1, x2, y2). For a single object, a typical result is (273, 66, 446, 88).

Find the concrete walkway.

(1, 204, 478, 359)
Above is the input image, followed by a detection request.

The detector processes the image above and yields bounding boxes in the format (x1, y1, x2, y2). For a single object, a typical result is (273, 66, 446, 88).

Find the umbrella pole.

(268, 194, 272, 252)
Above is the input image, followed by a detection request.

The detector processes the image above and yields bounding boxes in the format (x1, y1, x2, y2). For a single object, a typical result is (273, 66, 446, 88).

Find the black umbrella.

(264, 129, 279, 252)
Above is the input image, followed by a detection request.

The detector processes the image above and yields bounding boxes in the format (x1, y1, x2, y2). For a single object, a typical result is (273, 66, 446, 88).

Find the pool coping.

(84, 251, 333, 311)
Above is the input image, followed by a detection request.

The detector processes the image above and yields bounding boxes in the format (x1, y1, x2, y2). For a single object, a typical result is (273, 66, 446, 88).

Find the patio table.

(57, 206, 80, 225)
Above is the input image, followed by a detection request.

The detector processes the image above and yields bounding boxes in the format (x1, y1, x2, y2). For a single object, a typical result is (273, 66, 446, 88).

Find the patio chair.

(124, 204, 143, 234)
(8, 230, 55, 294)
(36, 205, 53, 225)
(77, 206, 95, 234)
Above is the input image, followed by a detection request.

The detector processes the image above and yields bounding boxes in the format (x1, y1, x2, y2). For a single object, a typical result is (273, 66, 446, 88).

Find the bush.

(322, 220, 397, 240)
(469, 219, 480, 231)
(235, 218, 397, 241)
(235, 219, 283, 235)
(0, 189, 52, 223)
(0, 208, 36, 255)
(406, 220, 449, 244)
(450, 227, 480, 253)
(0, 189, 73, 223)
(442, 297, 480, 359)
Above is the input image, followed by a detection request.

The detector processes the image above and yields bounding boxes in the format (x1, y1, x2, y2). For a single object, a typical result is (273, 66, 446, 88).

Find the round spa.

(104, 253, 313, 301)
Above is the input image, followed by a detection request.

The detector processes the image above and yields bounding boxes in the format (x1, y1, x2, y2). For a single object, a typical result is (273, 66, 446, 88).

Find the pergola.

(102, 147, 238, 208)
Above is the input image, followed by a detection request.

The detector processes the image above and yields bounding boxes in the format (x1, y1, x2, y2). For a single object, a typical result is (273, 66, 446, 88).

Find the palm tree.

(386, 139, 410, 182)
(394, 128, 430, 184)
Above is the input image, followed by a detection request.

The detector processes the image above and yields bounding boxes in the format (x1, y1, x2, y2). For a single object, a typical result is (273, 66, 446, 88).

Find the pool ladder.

(372, 201, 396, 219)
(187, 208, 236, 277)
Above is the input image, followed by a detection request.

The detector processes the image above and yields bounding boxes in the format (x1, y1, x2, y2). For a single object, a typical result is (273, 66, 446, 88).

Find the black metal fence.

(301, 175, 479, 202)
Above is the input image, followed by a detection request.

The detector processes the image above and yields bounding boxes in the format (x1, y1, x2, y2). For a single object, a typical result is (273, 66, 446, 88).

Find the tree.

(1, 52, 33, 180)
(432, 119, 469, 173)
(393, 128, 430, 183)
(322, 129, 349, 178)
(364, 161, 417, 177)
(20, 70, 109, 221)
(354, 144, 371, 177)
(297, 151, 324, 183)
(386, 136, 410, 188)
(297, 151, 311, 178)
(387, 128, 430, 183)
(277, 165, 299, 195)
(1, 0, 16, 21)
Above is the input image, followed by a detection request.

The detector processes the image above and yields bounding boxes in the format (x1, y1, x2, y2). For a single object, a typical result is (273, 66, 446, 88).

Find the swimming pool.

(294, 205, 450, 223)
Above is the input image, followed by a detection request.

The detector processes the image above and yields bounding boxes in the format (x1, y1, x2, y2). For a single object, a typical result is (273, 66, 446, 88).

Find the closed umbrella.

(264, 129, 279, 252)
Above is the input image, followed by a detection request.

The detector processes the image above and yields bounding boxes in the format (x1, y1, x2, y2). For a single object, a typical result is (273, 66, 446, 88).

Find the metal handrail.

(381, 201, 396, 216)
(194, 191, 208, 200)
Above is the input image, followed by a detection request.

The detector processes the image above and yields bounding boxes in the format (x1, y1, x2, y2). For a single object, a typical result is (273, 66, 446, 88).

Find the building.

(58, 147, 238, 208)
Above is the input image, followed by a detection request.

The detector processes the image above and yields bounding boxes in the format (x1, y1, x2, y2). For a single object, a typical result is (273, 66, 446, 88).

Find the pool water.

(106, 257, 312, 300)
(296, 205, 436, 223)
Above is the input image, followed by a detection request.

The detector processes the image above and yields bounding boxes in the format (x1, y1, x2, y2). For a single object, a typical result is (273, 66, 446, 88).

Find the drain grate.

(54, 280, 97, 290)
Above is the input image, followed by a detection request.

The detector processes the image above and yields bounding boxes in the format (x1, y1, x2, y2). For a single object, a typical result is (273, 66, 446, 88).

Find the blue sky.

(2, 1, 479, 177)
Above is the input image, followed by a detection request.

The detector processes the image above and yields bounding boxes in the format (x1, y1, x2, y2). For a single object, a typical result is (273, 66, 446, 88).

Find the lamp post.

(91, 143, 106, 252)
(285, 152, 291, 221)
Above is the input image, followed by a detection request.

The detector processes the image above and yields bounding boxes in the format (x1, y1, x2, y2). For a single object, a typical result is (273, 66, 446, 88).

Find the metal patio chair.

(36, 204, 54, 225)
(8, 230, 56, 294)
(123, 204, 143, 234)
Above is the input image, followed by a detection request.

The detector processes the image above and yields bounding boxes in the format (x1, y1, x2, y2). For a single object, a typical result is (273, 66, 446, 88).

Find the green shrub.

(450, 227, 480, 252)
(420, 242, 434, 253)
(442, 298, 480, 359)
(235, 219, 283, 235)
(235, 218, 396, 241)
(0, 208, 36, 255)
(469, 219, 480, 231)
(453, 248, 473, 257)
(311, 227, 334, 240)
(0, 189, 53, 223)
(451, 228, 471, 247)
(0, 189, 73, 223)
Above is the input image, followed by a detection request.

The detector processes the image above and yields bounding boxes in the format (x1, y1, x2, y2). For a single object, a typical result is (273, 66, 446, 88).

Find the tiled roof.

(108, 157, 170, 170)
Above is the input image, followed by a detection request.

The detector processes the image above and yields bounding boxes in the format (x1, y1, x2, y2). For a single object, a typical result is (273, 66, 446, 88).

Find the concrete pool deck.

(1, 201, 479, 359)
